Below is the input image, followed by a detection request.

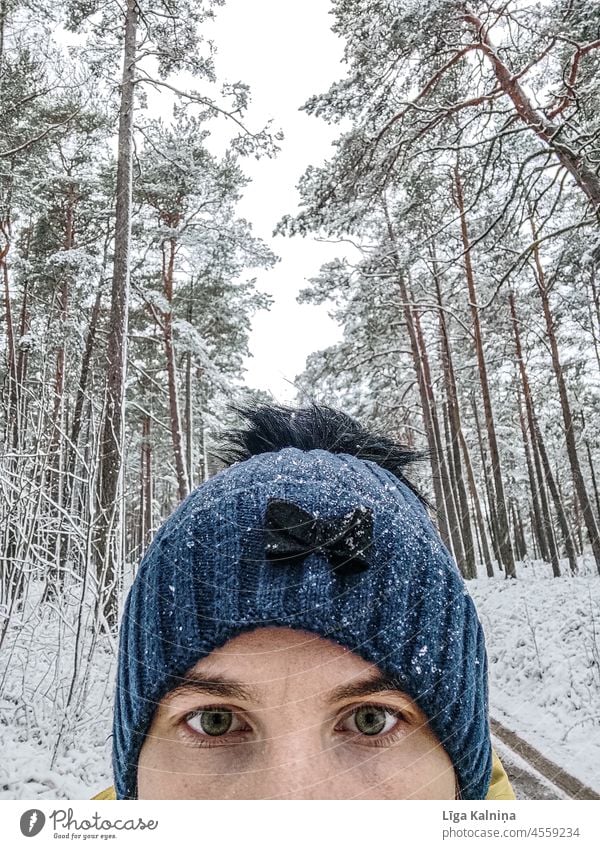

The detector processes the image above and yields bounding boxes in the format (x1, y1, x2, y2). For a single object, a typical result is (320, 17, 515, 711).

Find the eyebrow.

(164, 673, 257, 703)
(326, 674, 410, 705)
(163, 671, 410, 707)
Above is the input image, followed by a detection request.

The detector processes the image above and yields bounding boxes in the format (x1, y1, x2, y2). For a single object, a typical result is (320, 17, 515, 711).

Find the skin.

(137, 627, 457, 800)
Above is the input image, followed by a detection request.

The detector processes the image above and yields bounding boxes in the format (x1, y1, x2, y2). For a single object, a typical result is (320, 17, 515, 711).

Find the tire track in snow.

(491, 716, 600, 800)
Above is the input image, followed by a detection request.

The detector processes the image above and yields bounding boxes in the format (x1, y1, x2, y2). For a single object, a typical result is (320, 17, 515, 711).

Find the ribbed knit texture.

(113, 447, 492, 799)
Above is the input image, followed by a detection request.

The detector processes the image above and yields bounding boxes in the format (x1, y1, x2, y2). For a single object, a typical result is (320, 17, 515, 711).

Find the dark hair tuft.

(212, 402, 430, 508)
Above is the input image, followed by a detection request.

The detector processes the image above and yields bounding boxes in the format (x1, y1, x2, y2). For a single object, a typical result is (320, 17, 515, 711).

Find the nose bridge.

(259, 725, 334, 800)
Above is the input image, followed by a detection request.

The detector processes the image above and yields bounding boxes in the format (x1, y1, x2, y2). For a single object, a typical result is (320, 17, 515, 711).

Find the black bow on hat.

(264, 497, 373, 577)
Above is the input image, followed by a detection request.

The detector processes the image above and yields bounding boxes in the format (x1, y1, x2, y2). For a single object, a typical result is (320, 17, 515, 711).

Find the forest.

(1, 0, 599, 799)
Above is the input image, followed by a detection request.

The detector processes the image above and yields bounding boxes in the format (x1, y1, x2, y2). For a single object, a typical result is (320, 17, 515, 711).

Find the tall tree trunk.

(471, 394, 503, 570)
(585, 438, 600, 522)
(431, 246, 476, 578)
(410, 284, 466, 573)
(517, 386, 547, 561)
(44, 184, 77, 601)
(530, 423, 560, 571)
(1, 218, 19, 453)
(14, 219, 32, 453)
(517, 383, 555, 570)
(454, 162, 516, 576)
(471, 492, 484, 564)
(557, 469, 581, 557)
(529, 218, 600, 575)
(383, 200, 454, 556)
(581, 412, 600, 522)
(139, 413, 153, 551)
(571, 485, 584, 555)
(185, 292, 194, 490)
(530, 509, 539, 560)
(14, 279, 29, 451)
(510, 501, 525, 562)
(68, 224, 112, 490)
(509, 289, 577, 573)
(68, 287, 102, 480)
(94, 0, 138, 628)
(508, 291, 560, 578)
(162, 236, 189, 503)
(441, 398, 470, 576)
(1, 191, 22, 612)
(198, 413, 206, 484)
(0, 0, 6, 66)
(534, 413, 578, 572)
(458, 426, 494, 577)
(515, 501, 528, 561)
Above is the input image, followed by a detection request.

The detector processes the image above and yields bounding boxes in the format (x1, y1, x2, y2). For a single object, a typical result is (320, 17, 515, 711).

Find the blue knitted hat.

(113, 418, 492, 799)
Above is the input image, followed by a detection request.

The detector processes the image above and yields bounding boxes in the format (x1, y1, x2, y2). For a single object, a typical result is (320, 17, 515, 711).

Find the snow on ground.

(0, 586, 115, 800)
(0, 557, 598, 799)
(469, 556, 600, 794)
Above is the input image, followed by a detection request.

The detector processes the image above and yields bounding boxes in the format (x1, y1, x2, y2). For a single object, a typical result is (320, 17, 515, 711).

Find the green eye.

(353, 705, 388, 735)
(189, 709, 234, 736)
(342, 704, 401, 736)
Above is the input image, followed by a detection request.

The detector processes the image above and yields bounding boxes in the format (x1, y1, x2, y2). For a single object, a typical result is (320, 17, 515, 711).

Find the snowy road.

(497, 745, 567, 800)
(491, 719, 600, 800)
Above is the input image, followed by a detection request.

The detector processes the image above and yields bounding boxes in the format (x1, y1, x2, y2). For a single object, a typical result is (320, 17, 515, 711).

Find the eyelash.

(180, 703, 408, 748)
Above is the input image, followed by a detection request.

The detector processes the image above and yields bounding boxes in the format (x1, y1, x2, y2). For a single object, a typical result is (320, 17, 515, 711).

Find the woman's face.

(137, 627, 456, 799)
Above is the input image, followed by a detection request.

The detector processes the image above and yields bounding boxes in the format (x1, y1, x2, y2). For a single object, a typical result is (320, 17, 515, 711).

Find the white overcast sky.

(206, 0, 349, 403)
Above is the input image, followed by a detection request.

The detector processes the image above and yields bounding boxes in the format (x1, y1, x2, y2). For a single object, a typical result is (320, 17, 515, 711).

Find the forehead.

(158, 627, 428, 724)
(183, 627, 381, 687)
